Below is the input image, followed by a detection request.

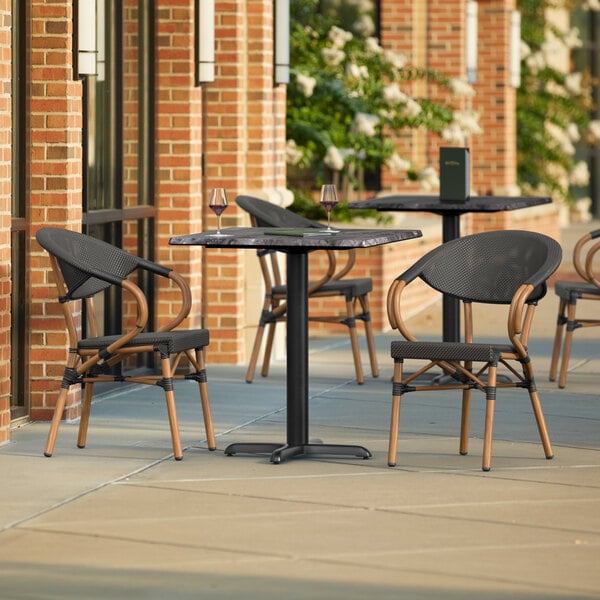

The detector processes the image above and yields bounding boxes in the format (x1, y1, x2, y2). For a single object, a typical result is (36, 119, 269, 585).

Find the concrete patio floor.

(1, 221, 599, 599)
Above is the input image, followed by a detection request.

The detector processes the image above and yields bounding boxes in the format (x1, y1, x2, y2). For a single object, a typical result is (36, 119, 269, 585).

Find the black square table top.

(348, 195, 551, 215)
(170, 226, 422, 250)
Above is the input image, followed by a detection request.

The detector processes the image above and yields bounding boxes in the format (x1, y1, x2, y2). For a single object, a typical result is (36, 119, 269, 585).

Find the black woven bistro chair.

(549, 229, 600, 388)
(36, 227, 216, 460)
(235, 195, 378, 385)
(386, 230, 562, 471)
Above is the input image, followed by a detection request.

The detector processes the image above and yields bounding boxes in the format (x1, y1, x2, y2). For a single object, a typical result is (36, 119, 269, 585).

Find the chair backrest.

(411, 230, 562, 304)
(36, 227, 170, 301)
(573, 228, 600, 282)
(236, 195, 325, 229)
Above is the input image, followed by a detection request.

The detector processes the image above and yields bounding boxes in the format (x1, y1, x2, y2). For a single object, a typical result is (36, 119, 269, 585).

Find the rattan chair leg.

(245, 322, 266, 383)
(388, 360, 403, 467)
(261, 321, 277, 378)
(482, 365, 497, 471)
(345, 299, 365, 384)
(160, 356, 183, 460)
(529, 389, 554, 460)
(195, 349, 216, 450)
(44, 387, 69, 457)
(359, 295, 379, 378)
(77, 382, 94, 449)
(558, 301, 578, 388)
(459, 388, 471, 455)
(549, 298, 567, 382)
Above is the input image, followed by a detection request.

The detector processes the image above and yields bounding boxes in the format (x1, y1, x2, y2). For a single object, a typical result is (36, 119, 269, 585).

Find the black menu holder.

(440, 147, 470, 203)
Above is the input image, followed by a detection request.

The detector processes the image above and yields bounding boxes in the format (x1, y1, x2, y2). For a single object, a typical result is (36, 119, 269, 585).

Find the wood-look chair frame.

(37, 227, 216, 460)
(236, 195, 378, 385)
(549, 229, 600, 388)
(386, 230, 562, 471)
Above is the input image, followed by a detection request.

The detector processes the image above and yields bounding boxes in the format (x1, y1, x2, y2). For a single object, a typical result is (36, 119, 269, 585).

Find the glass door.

(10, 0, 29, 420)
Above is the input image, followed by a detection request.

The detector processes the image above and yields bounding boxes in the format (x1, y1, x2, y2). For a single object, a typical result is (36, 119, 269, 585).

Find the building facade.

(0, 0, 561, 445)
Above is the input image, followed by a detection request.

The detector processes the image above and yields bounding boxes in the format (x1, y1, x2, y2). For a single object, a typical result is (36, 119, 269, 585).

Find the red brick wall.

(155, 0, 205, 337)
(471, 0, 518, 195)
(0, 0, 11, 442)
(2, 0, 561, 439)
(199, 0, 287, 363)
(29, 0, 83, 421)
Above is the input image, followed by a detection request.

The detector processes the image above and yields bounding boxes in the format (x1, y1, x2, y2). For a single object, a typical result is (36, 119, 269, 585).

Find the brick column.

(0, 0, 11, 442)
(471, 0, 517, 195)
(28, 0, 83, 421)
(155, 0, 204, 336)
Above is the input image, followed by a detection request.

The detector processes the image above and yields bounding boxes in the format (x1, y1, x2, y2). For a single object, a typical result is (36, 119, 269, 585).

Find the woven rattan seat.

(236, 195, 378, 384)
(391, 341, 515, 362)
(386, 230, 562, 471)
(549, 229, 600, 388)
(36, 227, 216, 460)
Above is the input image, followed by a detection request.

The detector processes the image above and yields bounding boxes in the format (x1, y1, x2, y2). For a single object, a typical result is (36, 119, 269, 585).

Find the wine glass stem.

(327, 212, 332, 230)
(217, 215, 221, 233)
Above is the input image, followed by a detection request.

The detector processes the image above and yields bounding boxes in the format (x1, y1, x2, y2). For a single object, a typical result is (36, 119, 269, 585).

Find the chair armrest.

(157, 270, 193, 332)
(331, 249, 356, 280)
(507, 283, 536, 353)
(585, 240, 600, 288)
(307, 249, 336, 293)
(573, 231, 600, 282)
(78, 278, 149, 375)
(386, 278, 418, 342)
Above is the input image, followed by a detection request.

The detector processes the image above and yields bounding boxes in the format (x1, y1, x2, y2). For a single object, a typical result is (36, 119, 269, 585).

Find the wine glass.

(320, 184, 339, 232)
(208, 188, 228, 236)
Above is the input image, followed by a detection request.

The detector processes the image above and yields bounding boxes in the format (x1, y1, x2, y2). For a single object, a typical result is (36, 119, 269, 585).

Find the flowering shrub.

(286, 0, 480, 219)
(517, 0, 597, 205)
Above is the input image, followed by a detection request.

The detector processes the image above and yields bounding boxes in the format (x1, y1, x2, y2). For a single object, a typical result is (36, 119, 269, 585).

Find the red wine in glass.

(320, 184, 339, 232)
(208, 188, 228, 235)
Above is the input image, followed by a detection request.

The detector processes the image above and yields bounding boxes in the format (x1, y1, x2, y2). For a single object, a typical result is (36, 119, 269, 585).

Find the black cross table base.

(224, 442, 371, 463)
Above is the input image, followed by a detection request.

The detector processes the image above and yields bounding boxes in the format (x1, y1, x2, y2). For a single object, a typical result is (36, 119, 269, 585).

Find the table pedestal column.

(225, 251, 371, 463)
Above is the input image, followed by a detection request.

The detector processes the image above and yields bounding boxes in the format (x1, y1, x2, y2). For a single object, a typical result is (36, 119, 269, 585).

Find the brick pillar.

(471, 0, 517, 196)
(0, 0, 11, 442)
(29, 0, 83, 421)
(155, 0, 204, 335)
(200, 0, 287, 363)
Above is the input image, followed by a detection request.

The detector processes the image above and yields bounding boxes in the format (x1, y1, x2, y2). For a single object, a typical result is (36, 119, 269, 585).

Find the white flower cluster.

(323, 147, 359, 172)
(449, 78, 475, 98)
(348, 63, 369, 80)
(570, 161, 590, 187)
(285, 139, 304, 166)
(545, 121, 577, 156)
(441, 110, 482, 145)
(321, 26, 354, 67)
(324, 146, 345, 171)
(589, 120, 600, 141)
(321, 47, 345, 67)
(383, 49, 408, 70)
(295, 73, 317, 98)
(521, 27, 582, 75)
(385, 153, 411, 175)
(352, 112, 380, 137)
(328, 25, 352, 49)
(583, 0, 600, 10)
(418, 166, 439, 191)
(353, 14, 375, 37)
(381, 83, 422, 119)
(365, 36, 382, 54)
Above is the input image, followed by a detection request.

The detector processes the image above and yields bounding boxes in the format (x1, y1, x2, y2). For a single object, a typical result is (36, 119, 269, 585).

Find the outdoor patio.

(1, 221, 599, 599)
